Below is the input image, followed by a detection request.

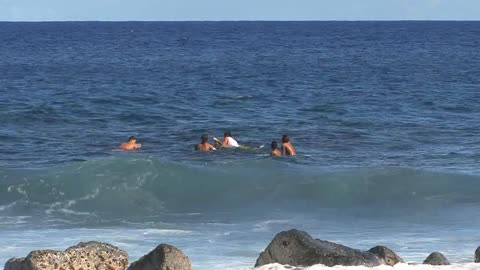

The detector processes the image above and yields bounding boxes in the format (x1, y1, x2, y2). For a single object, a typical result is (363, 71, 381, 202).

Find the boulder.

(368, 246, 404, 266)
(423, 252, 450, 265)
(255, 229, 382, 267)
(128, 244, 191, 270)
(475, 246, 480, 263)
(5, 241, 128, 270)
(4, 258, 24, 270)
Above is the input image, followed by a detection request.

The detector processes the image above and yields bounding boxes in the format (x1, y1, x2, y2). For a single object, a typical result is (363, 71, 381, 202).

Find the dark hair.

(282, 134, 289, 143)
(128, 136, 136, 142)
(201, 134, 209, 143)
(224, 131, 231, 137)
(271, 141, 278, 150)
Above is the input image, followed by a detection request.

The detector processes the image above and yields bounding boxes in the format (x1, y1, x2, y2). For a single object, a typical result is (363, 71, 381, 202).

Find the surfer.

(196, 134, 217, 151)
(281, 134, 296, 156)
(214, 131, 239, 148)
(271, 141, 281, 157)
(119, 136, 142, 150)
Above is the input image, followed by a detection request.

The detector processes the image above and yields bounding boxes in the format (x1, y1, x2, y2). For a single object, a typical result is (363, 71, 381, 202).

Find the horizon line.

(1, 19, 480, 23)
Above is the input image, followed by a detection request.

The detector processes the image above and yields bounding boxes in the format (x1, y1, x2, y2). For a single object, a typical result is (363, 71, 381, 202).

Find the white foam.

(257, 263, 480, 270)
(140, 229, 192, 236)
(65, 188, 100, 207)
(0, 201, 17, 211)
(253, 219, 292, 232)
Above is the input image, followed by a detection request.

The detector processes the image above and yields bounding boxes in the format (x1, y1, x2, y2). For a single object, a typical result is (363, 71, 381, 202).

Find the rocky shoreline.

(5, 242, 191, 270)
(5, 229, 480, 269)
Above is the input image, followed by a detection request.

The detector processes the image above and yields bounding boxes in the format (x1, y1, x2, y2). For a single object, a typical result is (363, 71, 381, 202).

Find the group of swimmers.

(119, 132, 296, 156)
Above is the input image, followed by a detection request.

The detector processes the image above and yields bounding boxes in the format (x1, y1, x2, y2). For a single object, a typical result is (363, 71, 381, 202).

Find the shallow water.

(1, 21, 480, 269)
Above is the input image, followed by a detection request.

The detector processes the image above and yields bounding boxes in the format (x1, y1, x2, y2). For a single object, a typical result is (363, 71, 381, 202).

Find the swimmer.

(119, 136, 142, 150)
(196, 134, 217, 151)
(213, 131, 239, 148)
(281, 134, 296, 156)
(271, 141, 281, 157)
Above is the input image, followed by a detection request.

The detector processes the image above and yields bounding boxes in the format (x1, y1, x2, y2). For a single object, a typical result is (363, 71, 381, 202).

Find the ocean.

(0, 21, 480, 269)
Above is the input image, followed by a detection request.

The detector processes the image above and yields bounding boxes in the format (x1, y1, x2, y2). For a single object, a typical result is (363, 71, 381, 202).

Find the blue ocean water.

(1, 22, 480, 269)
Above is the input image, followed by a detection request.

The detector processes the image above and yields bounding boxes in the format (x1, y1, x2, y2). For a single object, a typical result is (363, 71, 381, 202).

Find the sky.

(1, 0, 480, 21)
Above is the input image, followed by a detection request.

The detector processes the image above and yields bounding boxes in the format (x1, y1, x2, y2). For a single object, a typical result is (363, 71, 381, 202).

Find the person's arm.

(282, 144, 286, 155)
(222, 137, 229, 147)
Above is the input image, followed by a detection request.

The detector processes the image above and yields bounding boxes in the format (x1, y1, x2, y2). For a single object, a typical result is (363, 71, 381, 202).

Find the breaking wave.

(1, 157, 479, 221)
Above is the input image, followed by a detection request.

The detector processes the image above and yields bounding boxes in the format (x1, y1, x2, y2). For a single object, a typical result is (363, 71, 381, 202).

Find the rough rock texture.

(476, 246, 480, 263)
(5, 241, 128, 270)
(423, 252, 450, 265)
(255, 229, 383, 267)
(128, 244, 191, 270)
(368, 246, 404, 266)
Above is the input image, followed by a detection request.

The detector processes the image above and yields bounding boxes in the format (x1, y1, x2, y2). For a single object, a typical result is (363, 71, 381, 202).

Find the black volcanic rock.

(255, 229, 383, 267)
(128, 243, 191, 270)
(423, 252, 450, 265)
(368, 246, 404, 266)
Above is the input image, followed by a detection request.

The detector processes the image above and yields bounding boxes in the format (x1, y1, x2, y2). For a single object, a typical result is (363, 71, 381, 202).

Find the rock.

(475, 246, 480, 263)
(5, 241, 128, 270)
(423, 252, 450, 265)
(128, 244, 191, 270)
(4, 257, 25, 270)
(255, 229, 382, 267)
(368, 246, 404, 266)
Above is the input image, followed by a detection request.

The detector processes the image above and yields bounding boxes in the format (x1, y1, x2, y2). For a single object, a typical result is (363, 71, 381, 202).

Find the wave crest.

(1, 158, 479, 220)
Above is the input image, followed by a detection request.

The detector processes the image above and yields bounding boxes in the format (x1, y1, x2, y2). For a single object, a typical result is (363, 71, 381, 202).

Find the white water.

(258, 263, 480, 270)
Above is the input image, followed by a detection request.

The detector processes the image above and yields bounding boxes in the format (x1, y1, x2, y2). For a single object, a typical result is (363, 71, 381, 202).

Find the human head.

(224, 131, 231, 138)
(282, 134, 289, 143)
(128, 136, 137, 143)
(201, 134, 209, 143)
(271, 141, 278, 150)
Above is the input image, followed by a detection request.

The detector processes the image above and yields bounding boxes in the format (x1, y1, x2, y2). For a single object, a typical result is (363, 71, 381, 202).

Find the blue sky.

(1, 0, 479, 21)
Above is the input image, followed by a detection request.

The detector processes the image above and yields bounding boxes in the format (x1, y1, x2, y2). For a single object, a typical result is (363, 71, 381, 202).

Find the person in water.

(196, 134, 217, 151)
(281, 134, 296, 156)
(271, 141, 281, 157)
(214, 131, 239, 148)
(119, 136, 142, 150)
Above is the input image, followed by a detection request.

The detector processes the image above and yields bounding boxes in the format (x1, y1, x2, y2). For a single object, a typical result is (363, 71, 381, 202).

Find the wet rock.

(368, 246, 404, 266)
(255, 229, 382, 267)
(423, 252, 450, 265)
(4, 258, 25, 270)
(128, 243, 191, 270)
(5, 241, 128, 270)
(475, 246, 480, 263)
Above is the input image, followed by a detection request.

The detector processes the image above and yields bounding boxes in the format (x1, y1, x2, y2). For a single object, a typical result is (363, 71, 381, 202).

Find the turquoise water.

(1, 22, 480, 269)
